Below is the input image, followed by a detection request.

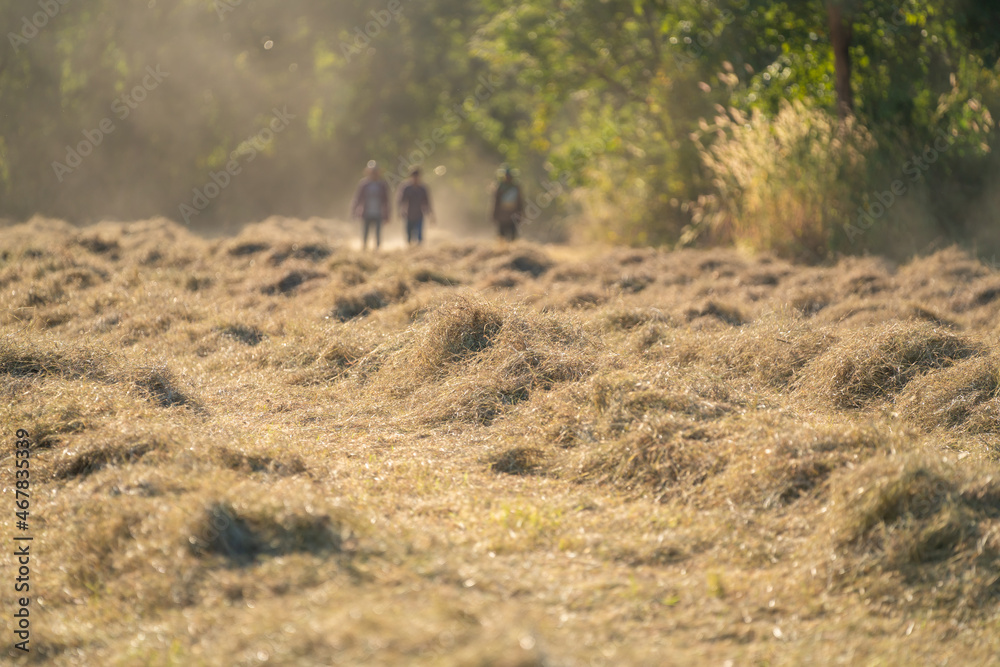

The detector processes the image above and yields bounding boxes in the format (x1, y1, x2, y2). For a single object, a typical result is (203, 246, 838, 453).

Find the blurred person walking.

(397, 168, 433, 245)
(351, 160, 391, 250)
(492, 167, 524, 241)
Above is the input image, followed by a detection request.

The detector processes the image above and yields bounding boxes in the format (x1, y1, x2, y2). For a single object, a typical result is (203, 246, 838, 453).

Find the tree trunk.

(827, 3, 854, 117)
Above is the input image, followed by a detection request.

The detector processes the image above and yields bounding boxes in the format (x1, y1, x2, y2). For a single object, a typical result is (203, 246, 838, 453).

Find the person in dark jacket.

(397, 168, 433, 245)
(351, 160, 390, 250)
(492, 167, 524, 241)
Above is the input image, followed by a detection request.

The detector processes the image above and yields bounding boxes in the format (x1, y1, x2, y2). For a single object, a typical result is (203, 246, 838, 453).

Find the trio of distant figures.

(350, 160, 525, 250)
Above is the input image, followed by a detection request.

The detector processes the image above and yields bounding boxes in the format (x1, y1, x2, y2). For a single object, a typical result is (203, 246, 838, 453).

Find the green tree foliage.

(471, 0, 725, 243)
(0, 0, 998, 256)
(0, 0, 493, 226)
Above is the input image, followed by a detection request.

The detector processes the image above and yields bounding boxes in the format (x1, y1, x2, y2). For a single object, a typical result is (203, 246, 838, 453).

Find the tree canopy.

(1, 0, 998, 255)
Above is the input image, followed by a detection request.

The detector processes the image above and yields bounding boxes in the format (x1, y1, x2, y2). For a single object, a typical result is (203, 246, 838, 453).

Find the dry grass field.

(3, 216, 1000, 665)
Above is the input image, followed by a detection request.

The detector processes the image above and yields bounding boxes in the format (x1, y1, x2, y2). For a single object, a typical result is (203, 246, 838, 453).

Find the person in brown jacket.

(351, 160, 391, 250)
(397, 168, 433, 245)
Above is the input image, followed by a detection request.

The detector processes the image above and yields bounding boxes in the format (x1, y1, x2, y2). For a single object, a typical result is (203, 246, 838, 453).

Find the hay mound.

(1, 335, 196, 410)
(488, 446, 548, 475)
(575, 384, 899, 509)
(188, 502, 347, 564)
(476, 247, 554, 278)
(262, 270, 324, 295)
(268, 242, 333, 265)
(575, 422, 725, 502)
(126, 366, 195, 408)
(829, 455, 1000, 610)
(797, 322, 982, 408)
(706, 422, 903, 510)
(683, 300, 746, 326)
(601, 307, 672, 331)
(56, 441, 157, 480)
(413, 298, 505, 368)
(897, 355, 1000, 433)
(718, 314, 836, 388)
(571, 369, 735, 501)
(212, 446, 307, 476)
(331, 279, 408, 321)
(370, 296, 599, 424)
(227, 241, 270, 256)
(216, 324, 266, 346)
(77, 234, 120, 256)
(0, 335, 110, 380)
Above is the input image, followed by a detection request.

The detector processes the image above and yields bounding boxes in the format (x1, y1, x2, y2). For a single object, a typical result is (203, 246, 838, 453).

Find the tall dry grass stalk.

(692, 100, 875, 259)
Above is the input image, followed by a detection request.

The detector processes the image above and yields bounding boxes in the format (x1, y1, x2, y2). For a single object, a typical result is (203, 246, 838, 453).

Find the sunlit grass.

(2, 217, 999, 664)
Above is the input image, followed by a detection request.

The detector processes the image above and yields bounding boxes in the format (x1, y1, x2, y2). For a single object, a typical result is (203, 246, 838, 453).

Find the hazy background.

(1, 0, 999, 257)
